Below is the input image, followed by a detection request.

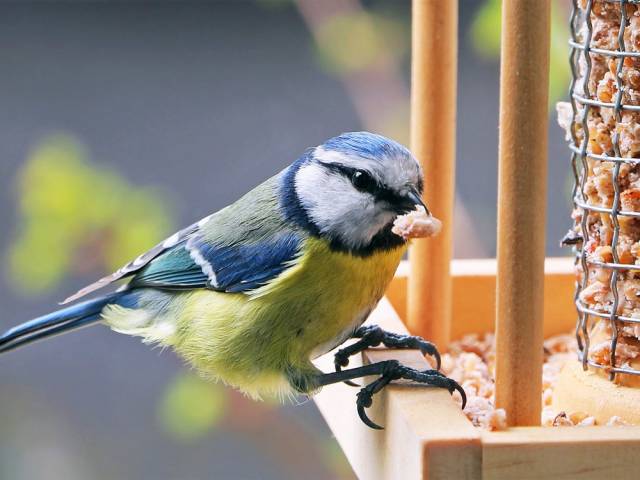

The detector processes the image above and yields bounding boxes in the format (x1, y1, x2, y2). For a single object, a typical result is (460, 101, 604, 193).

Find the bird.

(0, 131, 464, 429)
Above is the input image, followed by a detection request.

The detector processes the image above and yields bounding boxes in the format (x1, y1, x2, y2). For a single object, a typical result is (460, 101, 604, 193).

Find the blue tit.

(0, 131, 464, 429)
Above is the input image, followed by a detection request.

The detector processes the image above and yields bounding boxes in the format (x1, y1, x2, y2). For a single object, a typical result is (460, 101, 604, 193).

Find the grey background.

(0, 1, 571, 479)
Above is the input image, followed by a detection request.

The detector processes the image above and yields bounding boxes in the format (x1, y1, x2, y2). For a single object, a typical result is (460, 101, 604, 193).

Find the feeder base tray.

(553, 361, 640, 425)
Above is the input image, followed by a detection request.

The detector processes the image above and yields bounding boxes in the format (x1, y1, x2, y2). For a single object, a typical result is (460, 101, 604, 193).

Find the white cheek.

(295, 164, 396, 249)
(295, 163, 359, 215)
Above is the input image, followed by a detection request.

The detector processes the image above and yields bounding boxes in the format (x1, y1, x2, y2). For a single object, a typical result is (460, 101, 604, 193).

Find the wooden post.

(494, 0, 550, 426)
(407, 0, 458, 349)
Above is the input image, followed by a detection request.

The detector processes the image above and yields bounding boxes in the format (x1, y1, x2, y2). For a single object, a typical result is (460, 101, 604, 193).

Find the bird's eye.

(351, 170, 377, 193)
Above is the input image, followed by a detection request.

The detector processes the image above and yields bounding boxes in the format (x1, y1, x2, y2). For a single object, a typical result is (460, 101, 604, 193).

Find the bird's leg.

(312, 360, 465, 429)
(334, 325, 441, 386)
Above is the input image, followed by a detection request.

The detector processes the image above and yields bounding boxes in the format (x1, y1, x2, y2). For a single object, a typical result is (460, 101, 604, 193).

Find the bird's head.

(282, 131, 427, 255)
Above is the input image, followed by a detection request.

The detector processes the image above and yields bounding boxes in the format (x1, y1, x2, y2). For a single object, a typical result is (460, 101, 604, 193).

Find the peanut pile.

(442, 332, 630, 430)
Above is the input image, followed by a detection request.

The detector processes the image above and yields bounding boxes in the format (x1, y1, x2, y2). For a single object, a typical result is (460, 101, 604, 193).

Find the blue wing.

(62, 217, 207, 303)
(129, 230, 302, 293)
(63, 171, 303, 300)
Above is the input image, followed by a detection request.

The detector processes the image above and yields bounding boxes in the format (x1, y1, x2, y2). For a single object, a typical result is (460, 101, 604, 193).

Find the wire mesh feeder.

(564, 0, 640, 384)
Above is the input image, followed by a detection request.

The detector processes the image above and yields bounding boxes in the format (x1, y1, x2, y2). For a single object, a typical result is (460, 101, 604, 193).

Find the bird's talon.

(338, 326, 443, 374)
(357, 403, 383, 430)
(430, 349, 442, 370)
(356, 388, 383, 429)
(335, 354, 350, 368)
(356, 390, 373, 408)
(342, 362, 466, 430)
(415, 340, 441, 370)
(335, 352, 359, 386)
(449, 380, 467, 409)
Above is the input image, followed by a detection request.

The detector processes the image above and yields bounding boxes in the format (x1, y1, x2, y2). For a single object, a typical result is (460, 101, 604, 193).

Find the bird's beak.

(405, 189, 431, 216)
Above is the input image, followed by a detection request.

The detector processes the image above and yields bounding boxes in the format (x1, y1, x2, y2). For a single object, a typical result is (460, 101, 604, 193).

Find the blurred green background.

(0, 1, 572, 479)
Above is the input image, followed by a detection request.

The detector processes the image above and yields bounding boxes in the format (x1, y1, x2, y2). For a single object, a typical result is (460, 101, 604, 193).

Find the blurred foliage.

(7, 135, 173, 294)
(314, 10, 408, 75)
(158, 373, 228, 441)
(471, 0, 502, 58)
(471, 0, 570, 106)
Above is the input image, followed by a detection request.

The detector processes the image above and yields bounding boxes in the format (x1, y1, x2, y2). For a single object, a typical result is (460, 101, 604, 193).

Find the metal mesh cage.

(568, 0, 640, 381)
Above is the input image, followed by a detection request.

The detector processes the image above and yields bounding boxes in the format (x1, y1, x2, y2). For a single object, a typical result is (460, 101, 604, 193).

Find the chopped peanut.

(392, 206, 441, 239)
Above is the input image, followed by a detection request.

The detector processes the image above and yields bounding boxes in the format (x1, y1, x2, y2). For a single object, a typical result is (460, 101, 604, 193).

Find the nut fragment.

(607, 416, 630, 426)
(392, 205, 442, 239)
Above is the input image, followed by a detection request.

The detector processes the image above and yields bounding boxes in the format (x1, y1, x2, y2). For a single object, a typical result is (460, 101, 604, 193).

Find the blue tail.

(0, 292, 121, 354)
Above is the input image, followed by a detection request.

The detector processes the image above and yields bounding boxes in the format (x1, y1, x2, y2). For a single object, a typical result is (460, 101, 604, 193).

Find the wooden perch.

(407, 0, 458, 349)
(494, 0, 551, 427)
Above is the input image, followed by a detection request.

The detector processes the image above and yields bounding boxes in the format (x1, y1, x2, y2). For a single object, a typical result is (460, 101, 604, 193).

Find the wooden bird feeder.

(314, 0, 640, 478)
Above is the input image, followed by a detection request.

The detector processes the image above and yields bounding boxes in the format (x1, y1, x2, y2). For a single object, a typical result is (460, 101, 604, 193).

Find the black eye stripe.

(322, 163, 379, 190)
(321, 163, 405, 203)
(322, 162, 360, 179)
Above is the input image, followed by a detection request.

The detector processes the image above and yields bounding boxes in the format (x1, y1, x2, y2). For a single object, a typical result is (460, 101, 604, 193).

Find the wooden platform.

(313, 259, 640, 480)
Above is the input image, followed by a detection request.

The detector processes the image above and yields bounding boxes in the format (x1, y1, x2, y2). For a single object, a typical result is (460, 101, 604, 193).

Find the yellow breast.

(249, 237, 406, 360)
(169, 237, 406, 397)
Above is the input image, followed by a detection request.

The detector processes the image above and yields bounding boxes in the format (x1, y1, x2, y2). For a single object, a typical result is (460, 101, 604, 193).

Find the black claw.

(356, 382, 386, 429)
(402, 337, 441, 371)
(449, 379, 467, 409)
(357, 403, 383, 430)
(416, 370, 467, 409)
(354, 369, 396, 430)
(430, 348, 442, 371)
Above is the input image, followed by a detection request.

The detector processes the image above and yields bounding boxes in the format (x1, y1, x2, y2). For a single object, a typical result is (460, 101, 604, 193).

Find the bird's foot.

(356, 361, 466, 429)
(334, 325, 441, 386)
